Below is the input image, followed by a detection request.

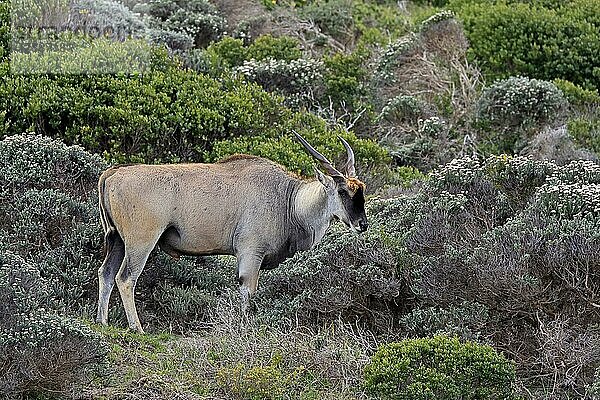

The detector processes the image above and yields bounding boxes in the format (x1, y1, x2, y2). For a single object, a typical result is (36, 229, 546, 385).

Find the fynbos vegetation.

(1, 0, 599, 398)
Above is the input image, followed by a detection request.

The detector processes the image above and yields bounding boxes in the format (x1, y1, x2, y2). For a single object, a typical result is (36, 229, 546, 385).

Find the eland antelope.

(96, 132, 368, 332)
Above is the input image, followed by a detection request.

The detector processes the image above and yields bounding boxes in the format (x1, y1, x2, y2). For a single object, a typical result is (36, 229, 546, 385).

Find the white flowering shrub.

(377, 94, 426, 124)
(529, 160, 600, 221)
(135, 0, 226, 49)
(146, 27, 194, 51)
(375, 33, 418, 84)
(0, 134, 105, 197)
(477, 76, 567, 131)
(234, 57, 324, 102)
(426, 156, 484, 191)
(484, 155, 557, 204)
(163, 8, 226, 47)
(69, 0, 146, 38)
(534, 182, 600, 221)
(550, 159, 600, 184)
(419, 10, 456, 31)
(418, 116, 446, 138)
(403, 155, 600, 395)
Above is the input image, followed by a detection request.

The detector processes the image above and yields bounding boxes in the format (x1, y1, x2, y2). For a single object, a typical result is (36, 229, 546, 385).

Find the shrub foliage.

(364, 336, 517, 400)
(450, 0, 600, 90)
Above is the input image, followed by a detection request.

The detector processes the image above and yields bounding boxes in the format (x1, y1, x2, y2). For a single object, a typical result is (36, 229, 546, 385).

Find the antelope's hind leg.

(96, 231, 125, 326)
(115, 239, 158, 333)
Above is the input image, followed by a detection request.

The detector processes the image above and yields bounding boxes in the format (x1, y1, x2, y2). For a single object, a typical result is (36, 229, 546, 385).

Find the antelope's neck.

(294, 180, 332, 246)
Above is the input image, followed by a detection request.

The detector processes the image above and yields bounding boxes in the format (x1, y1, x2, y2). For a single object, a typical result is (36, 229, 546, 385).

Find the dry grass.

(82, 293, 377, 399)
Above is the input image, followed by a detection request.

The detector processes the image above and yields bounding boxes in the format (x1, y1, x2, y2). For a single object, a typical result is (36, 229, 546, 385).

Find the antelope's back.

(99, 158, 299, 249)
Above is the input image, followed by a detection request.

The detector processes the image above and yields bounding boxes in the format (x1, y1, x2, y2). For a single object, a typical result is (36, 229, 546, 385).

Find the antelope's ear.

(314, 166, 334, 189)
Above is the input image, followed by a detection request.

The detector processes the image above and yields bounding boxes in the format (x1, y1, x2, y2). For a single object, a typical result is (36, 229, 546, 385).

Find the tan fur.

(96, 149, 367, 333)
(96, 158, 331, 332)
(346, 177, 366, 193)
(217, 154, 262, 163)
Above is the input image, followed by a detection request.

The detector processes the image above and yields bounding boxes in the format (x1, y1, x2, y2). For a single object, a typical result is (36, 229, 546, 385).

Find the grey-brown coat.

(96, 134, 367, 332)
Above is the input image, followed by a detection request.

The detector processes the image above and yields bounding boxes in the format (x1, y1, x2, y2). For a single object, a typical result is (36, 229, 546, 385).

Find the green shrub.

(141, 253, 236, 330)
(554, 79, 600, 158)
(363, 336, 517, 400)
(205, 36, 249, 68)
(554, 79, 600, 107)
(351, 0, 411, 44)
(0, 66, 284, 163)
(207, 114, 391, 186)
(0, 134, 104, 196)
(568, 117, 600, 155)
(216, 354, 305, 400)
(476, 76, 567, 153)
(298, 0, 355, 43)
(205, 35, 302, 69)
(392, 166, 426, 188)
(323, 49, 369, 111)
(11, 35, 164, 74)
(450, 0, 600, 90)
(484, 154, 556, 205)
(247, 34, 302, 62)
(375, 33, 419, 84)
(477, 77, 566, 131)
(135, 0, 226, 49)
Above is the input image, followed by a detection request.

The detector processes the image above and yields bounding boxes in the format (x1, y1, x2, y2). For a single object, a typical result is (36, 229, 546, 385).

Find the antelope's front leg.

(236, 252, 264, 314)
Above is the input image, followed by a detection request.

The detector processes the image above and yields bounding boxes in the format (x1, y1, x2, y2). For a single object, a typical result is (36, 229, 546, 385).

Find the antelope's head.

(294, 132, 368, 233)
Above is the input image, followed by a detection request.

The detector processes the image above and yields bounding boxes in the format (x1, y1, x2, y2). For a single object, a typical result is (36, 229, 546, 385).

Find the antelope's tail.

(98, 168, 121, 257)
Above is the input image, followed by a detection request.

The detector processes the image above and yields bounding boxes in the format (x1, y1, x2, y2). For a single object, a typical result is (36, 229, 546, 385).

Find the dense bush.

(477, 77, 566, 130)
(450, 0, 600, 90)
(476, 76, 567, 153)
(255, 220, 404, 330)
(208, 113, 390, 178)
(408, 156, 600, 396)
(0, 64, 285, 163)
(0, 251, 108, 396)
(10, 36, 164, 74)
(364, 336, 517, 400)
(0, 53, 393, 187)
(134, 0, 227, 48)
(555, 79, 600, 108)
(0, 134, 234, 335)
(0, 134, 106, 312)
(205, 35, 303, 71)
